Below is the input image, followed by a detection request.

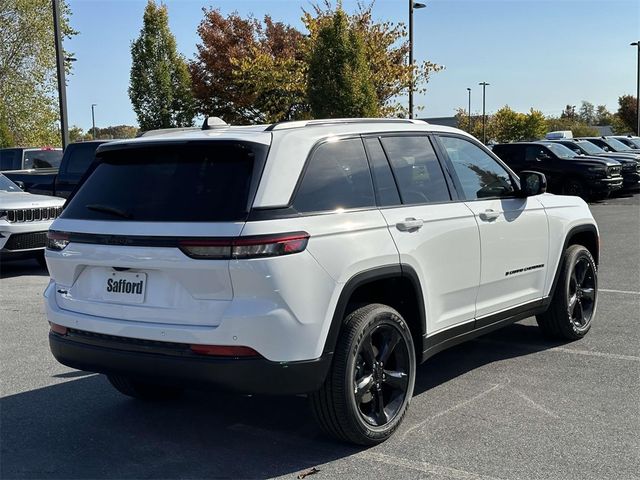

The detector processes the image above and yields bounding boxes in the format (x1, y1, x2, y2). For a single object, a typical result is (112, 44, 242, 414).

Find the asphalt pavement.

(1, 193, 639, 480)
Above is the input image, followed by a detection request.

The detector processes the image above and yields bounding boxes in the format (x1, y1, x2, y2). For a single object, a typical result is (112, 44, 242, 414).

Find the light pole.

(91, 104, 97, 139)
(631, 41, 639, 135)
(466, 87, 471, 132)
(479, 81, 490, 144)
(408, 1, 426, 119)
(52, 0, 69, 149)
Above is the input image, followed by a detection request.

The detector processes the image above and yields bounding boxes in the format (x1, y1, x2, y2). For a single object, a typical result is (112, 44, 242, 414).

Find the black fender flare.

(321, 264, 427, 356)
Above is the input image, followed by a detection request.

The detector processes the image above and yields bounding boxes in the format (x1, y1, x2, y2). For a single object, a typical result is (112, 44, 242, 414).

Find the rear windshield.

(61, 141, 268, 222)
(24, 149, 63, 169)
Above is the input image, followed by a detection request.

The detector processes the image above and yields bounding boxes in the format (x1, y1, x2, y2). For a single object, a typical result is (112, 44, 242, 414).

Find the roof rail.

(264, 118, 426, 132)
(137, 126, 200, 138)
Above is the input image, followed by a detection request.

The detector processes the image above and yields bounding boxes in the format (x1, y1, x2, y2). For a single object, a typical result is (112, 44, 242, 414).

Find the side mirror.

(519, 171, 547, 197)
(14, 180, 26, 190)
(536, 153, 551, 161)
(603, 146, 610, 152)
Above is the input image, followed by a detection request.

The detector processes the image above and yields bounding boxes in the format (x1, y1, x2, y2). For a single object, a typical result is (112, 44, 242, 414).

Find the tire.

(563, 178, 587, 199)
(536, 245, 597, 340)
(310, 304, 416, 445)
(107, 374, 183, 400)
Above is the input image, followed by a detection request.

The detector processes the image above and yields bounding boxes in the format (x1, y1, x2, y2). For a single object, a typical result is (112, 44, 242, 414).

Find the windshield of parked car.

(604, 138, 634, 152)
(544, 143, 578, 159)
(23, 149, 63, 169)
(573, 141, 604, 155)
(625, 137, 640, 148)
(0, 174, 21, 192)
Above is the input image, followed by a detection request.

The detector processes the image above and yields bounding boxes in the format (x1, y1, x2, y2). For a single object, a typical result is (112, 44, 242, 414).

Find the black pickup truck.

(3, 140, 110, 198)
(492, 141, 623, 199)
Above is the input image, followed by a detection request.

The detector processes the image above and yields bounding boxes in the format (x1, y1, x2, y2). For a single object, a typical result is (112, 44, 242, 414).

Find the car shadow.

(0, 322, 562, 479)
(0, 258, 49, 279)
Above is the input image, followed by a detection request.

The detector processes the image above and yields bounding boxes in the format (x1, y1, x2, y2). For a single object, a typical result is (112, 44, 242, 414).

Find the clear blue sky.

(65, 0, 640, 130)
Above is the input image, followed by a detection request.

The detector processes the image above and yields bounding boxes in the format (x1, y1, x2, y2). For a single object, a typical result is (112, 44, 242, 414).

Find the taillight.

(189, 344, 260, 357)
(179, 232, 309, 260)
(47, 231, 69, 251)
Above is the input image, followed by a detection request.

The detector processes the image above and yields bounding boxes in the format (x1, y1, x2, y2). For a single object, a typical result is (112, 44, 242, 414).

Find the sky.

(65, 0, 640, 130)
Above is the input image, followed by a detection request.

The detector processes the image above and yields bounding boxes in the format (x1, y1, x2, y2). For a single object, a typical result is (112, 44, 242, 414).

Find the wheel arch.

(549, 223, 599, 297)
(322, 265, 426, 360)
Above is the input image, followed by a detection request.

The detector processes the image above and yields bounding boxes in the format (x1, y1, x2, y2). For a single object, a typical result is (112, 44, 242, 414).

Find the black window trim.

(363, 132, 457, 207)
(432, 133, 522, 203)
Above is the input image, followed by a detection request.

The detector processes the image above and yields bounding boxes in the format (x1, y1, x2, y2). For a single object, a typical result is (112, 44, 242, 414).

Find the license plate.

(103, 271, 147, 304)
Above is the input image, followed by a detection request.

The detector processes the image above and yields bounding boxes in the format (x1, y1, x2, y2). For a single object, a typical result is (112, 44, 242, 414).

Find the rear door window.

(379, 136, 450, 205)
(61, 141, 268, 222)
(23, 149, 63, 169)
(293, 138, 375, 213)
(64, 143, 103, 176)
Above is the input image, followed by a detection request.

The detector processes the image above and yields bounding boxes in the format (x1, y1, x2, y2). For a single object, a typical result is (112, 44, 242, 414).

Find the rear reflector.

(179, 232, 309, 260)
(50, 322, 68, 335)
(189, 345, 261, 357)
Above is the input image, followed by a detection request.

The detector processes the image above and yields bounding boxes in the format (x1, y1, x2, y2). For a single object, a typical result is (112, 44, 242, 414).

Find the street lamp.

(631, 41, 639, 135)
(408, 1, 426, 119)
(91, 104, 97, 139)
(52, 0, 69, 149)
(466, 87, 471, 132)
(479, 81, 490, 144)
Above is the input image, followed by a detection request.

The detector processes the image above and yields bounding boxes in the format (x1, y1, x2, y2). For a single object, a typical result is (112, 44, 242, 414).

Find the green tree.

(578, 101, 596, 125)
(0, 0, 76, 147)
(307, 8, 378, 118)
(129, 1, 195, 131)
(303, 1, 443, 117)
(617, 94, 638, 133)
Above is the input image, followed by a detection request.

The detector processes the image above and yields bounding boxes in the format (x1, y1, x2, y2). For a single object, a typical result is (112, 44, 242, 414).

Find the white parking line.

(600, 288, 640, 295)
(357, 452, 506, 480)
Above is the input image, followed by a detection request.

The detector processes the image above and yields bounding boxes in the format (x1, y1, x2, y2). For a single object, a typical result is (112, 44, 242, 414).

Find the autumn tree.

(617, 94, 638, 133)
(307, 8, 377, 118)
(129, 1, 195, 131)
(0, 0, 76, 147)
(304, 1, 444, 117)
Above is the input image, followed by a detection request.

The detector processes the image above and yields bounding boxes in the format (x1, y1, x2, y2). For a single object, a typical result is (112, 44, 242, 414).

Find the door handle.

(396, 218, 424, 231)
(479, 209, 501, 221)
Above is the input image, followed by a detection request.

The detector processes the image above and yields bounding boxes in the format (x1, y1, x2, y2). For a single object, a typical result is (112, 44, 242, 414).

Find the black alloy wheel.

(563, 178, 586, 198)
(353, 323, 411, 427)
(310, 303, 416, 445)
(536, 244, 597, 340)
(567, 255, 596, 331)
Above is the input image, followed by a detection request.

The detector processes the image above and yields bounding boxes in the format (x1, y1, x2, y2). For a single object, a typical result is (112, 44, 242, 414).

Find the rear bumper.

(49, 330, 332, 395)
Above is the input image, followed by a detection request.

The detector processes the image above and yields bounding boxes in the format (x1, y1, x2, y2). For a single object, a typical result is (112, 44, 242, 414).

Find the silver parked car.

(0, 174, 65, 266)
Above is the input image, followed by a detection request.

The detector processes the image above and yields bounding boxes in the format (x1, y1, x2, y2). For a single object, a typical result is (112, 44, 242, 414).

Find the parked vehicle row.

(492, 136, 640, 199)
(1, 140, 110, 198)
(43, 118, 600, 446)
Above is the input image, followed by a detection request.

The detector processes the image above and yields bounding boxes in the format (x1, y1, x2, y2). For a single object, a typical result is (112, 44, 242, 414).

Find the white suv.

(45, 118, 599, 445)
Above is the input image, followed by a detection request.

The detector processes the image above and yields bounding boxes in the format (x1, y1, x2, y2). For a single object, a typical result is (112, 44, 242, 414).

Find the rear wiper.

(86, 204, 132, 219)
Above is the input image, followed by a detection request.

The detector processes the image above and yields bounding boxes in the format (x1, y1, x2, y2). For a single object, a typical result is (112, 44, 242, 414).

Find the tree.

(304, 1, 443, 117)
(129, 1, 195, 131)
(578, 101, 595, 125)
(561, 104, 577, 120)
(0, 0, 76, 147)
(307, 8, 377, 118)
(617, 94, 638, 133)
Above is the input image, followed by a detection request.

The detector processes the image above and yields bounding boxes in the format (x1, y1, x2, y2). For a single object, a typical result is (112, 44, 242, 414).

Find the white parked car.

(44, 118, 599, 445)
(0, 174, 64, 266)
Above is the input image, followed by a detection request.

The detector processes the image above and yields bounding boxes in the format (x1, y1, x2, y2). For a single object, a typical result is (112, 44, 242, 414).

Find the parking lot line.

(357, 451, 506, 480)
(599, 288, 640, 295)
